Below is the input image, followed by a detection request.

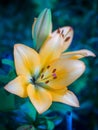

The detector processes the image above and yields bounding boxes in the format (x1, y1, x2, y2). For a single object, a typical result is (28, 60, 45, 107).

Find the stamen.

(57, 28, 60, 33)
(45, 80, 49, 84)
(62, 34, 64, 38)
(47, 65, 50, 69)
(52, 68, 56, 73)
(64, 37, 70, 42)
(53, 76, 57, 79)
(61, 30, 64, 34)
(41, 68, 44, 72)
(41, 74, 44, 79)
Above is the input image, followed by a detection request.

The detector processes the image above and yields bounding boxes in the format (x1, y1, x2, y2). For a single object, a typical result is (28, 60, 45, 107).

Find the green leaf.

(8, 69, 16, 80)
(0, 69, 16, 84)
(2, 59, 14, 68)
(70, 76, 87, 93)
(46, 120, 55, 130)
(0, 75, 9, 84)
(20, 101, 37, 121)
(0, 88, 15, 111)
(17, 125, 35, 130)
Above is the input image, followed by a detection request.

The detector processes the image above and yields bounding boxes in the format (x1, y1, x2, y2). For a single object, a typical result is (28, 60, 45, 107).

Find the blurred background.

(0, 0, 97, 130)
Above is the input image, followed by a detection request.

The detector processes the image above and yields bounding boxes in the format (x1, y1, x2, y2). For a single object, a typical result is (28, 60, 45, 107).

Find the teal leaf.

(0, 88, 15, 111)
(50, 102, 72, 114)
(19, 101, 37, 121)
(69, 76, 87, 93)
(0, 69, 16, 84)
(2, 59, 14, 68)
(8, 69, 16, 80)
(46, 120, 55, 130)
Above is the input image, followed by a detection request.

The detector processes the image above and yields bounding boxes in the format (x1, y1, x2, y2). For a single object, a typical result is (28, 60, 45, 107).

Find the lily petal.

(51, 89, 79, 107)
(61, 49, 96, 59)
(39, 26, 73, 67)
(4, 76, 28, 97)
(14, 44, 40, 78)
(39, 35, 63, 67)
(44, 59, 85, 89)
(27, 84, 52, 113)
(52, 26, 73, 52)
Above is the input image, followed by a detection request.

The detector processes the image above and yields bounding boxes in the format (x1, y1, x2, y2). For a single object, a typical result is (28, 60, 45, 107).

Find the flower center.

(30, 65, 57, 87)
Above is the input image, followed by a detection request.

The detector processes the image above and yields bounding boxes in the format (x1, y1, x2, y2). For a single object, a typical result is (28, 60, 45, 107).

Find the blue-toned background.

(0, 0, 97, 130)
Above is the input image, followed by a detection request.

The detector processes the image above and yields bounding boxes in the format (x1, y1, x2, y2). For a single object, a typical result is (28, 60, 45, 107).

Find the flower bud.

(32, 8, 52, 51)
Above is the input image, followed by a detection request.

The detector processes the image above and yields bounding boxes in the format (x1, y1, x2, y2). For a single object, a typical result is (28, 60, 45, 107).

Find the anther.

(61, 30, 64, 34)
(57, 29, 60, 33)
(41, 68, 44, 72)
(53, 76, 57, 79)
(52, 68, 56, 73)
(62, 34, 64, 38)
(45, 80, 49, 84)
(41, 74, 44, 79)
(47, 65, 50, 69)
(64, 37, 70, 42)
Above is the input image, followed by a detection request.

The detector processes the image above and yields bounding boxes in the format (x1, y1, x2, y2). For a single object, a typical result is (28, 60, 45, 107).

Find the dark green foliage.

(0, 88, 15, 111)
(0, 0, 97, 129)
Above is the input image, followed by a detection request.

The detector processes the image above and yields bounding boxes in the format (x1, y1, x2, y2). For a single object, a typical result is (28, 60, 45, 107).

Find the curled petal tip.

(81, 49, 96, 57)
(74, 101, 80, 107)
(70, 93, 80, 108)
(14, 43, 22, 49)
(87, 51, 96, 57)
(67, 26, 73, 31)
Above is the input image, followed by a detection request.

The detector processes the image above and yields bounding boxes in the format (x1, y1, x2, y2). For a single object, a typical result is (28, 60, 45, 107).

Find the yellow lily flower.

(4, 27, 95, 114)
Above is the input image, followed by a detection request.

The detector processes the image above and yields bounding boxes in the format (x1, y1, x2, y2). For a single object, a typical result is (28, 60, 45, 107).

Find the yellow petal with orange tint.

(39, 26, 73, 67)
(39, 35, 63, 67)
(14, 44, 40, 79)
(45, 59, 85, 89)
(4, 76, 28, 97)
(27, 84, 52, 114)
(61, 49, 95, 59)
(51, 89, 79, 107)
